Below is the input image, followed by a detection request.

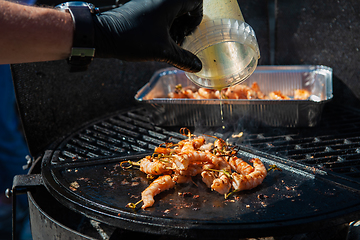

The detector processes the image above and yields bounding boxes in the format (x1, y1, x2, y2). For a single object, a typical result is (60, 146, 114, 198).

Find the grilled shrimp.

(172, 154, 190, 171)
(179, 151, 226, 170)
(229, 156, 254, 175)
(199, 142, 213, 152)
(141, 175, 176, 209)
(210, 159, 232, 194)
(201, 171, 216, 188)
(128, 129, 267, 209)
(211, 174, 232, 195)
(172, 174, 191, 184)
(213, 138, 226, 154)
(178, 151, 210, 168)
(181, 140, 195, 153)
(181, 150, 212, 162)
(231, 158, 267, 191)
(173, 151, 214, 171)
(178, 163, 203, 177)
(140, 156, 172, 175)
(180, 136, 205, 153)
(154, 146, 179, 155)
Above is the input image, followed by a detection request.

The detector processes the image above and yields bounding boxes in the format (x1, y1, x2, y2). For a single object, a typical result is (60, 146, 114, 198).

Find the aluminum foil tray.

(135, 65, 333, 127)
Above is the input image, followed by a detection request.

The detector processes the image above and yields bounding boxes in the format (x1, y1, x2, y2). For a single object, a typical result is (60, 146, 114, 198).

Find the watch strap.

(67, 5, 95, 72)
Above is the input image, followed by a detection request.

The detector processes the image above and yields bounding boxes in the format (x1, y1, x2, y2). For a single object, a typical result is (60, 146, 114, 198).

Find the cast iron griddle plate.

(41, 150, 360, 239)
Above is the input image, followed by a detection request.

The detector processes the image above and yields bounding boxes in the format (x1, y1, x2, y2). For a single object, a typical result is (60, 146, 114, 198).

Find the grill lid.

(38, 107, 360, 239)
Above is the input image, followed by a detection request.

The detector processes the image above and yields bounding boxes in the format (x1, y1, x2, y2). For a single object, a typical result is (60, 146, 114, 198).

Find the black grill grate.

(239, 104, 360, 183)
(57, 108, 185, 161)
(39, 104, 360, 238)
(56, 104, 360, 185)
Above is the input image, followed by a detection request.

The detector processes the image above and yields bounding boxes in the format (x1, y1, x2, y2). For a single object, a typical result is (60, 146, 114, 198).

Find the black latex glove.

(93, 0, 203, 73)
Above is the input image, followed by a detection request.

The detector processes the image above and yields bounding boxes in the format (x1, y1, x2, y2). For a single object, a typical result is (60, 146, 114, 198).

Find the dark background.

(10, 0, 360, 156)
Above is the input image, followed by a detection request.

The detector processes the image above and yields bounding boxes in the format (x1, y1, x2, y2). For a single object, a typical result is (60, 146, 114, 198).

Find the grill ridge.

(57, 110, 184, 162)
(56, 105, 360, 184)
(242, 105, 360, 182)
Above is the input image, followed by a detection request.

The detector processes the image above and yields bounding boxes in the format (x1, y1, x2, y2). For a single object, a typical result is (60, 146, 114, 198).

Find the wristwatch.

(56, 2, 98, 72)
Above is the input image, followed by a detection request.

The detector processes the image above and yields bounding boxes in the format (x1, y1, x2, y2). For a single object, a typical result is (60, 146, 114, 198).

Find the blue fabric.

(0, 65, 31, 240)
(0, 65, 29, 195)
(16, 0, 36, 5)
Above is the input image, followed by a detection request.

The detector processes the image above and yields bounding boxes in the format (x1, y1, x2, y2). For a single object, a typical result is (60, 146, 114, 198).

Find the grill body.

(19, 107, 360, 239)
(23, 106, 360, 240)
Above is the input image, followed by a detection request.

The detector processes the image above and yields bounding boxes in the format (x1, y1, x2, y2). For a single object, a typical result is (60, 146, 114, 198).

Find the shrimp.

(178, 163, 203, 177)
(210, 161, 232, 195)
(294, 89, 311, 100)
(213, 138, 226, 152)
(168, 84, 197, 98)
(213, 137, 231, 155)
(250, 82, 266, 99)
(172, 151, 214, 171)
(199, 155, 233, 195)
(268, 91, 290, 100)
(168, 84, 187, 98)
(168, 91, 186, 99)
(231, 158, 267, 191)
(172, 174, 191, 184)
(154, 146, 179, 155)
(141, 175, 176, 209)
(201, 171, 216, 188)
(211, 174, 232, 195)
(168, 82, 310, 101)
(209, 154, 229, 168)
(198, 88, 219, 99)
(182, 89, 198, 99)
(180, 136, 205, 153)
(199, 142, 213, 152)
(180, 151, 212, 164)
(179, 151, 226, 171)
(140, 156, 172, 175)
(154, 135, 205, 156)
(229, 156, 254, 175)
(224, 84, 257, 99)
(172, 154, 190, 171)
(125, 129, 268, 209)
(192, 136, 206, 149)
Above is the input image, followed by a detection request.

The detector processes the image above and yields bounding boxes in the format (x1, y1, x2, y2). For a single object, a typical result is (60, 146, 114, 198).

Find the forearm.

(0, 0, 73, 64)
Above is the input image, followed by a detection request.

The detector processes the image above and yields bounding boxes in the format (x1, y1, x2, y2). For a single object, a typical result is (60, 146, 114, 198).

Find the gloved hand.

(93, 0, 203, 73)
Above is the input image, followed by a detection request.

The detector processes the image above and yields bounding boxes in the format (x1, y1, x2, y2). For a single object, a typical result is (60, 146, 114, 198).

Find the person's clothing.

(0, 64, 31, 240)
(0, 64, 29, 195)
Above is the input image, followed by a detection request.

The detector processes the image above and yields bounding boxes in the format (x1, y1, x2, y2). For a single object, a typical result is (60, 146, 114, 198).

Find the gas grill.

(8, 0, 360, 239)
